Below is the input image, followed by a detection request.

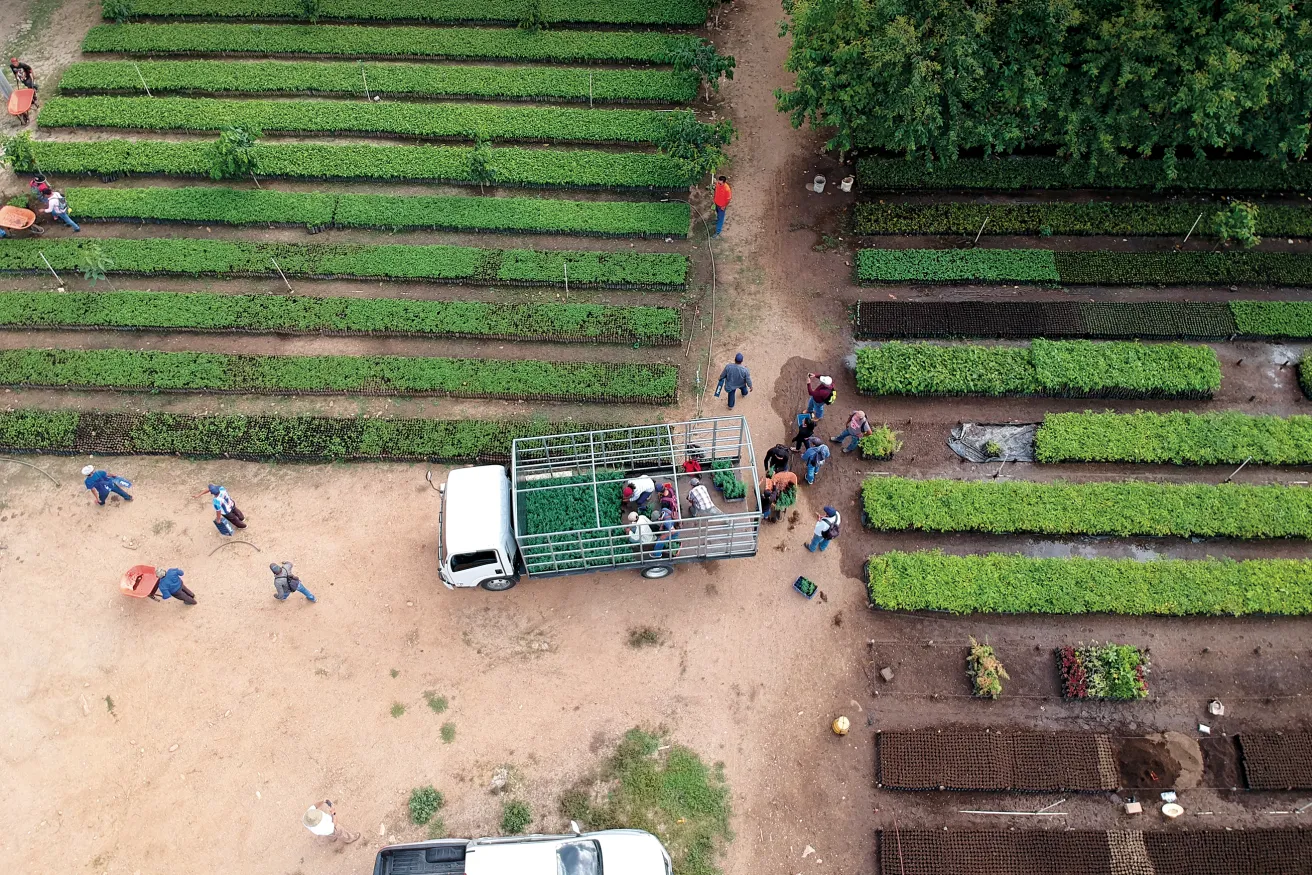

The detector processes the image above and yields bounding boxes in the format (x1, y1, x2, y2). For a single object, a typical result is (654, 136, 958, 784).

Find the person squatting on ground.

(83, 465, 132, 505)
(44, 190, 80, 232)
(270, 561, 316, 603)
(832, 410, 874, 453)
(802, 437, 831, 484)
(715, 352, 753, 409)
(303, 800, 359, 844)
(151, 567, 196, 605)
(791, 412, 818, 452)
(625, 511, 655, 558)
(622, 474, 656, 514)
(806, 507, 841, 553)
(651, 507, 677, 559)
(713, 175, 732, 236)
(805, 373, 836, 419)
(686, 476, 722, 518)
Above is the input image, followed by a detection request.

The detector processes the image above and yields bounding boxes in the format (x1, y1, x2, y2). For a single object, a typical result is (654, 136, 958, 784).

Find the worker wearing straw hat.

(303, 800, 359, 844)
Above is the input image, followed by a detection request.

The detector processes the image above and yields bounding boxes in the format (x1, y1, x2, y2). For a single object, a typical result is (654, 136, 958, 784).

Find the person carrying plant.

(832, 410, 874, 453)
(762, 443, 792, 475)
(83, 464, 133, 505)
(806, 506, 841, 553)
(712, 175, 732, 236)
(44, 190, 80, 232)
(801, 437, 830, 484)
(714, 352, 752, 409)
(762, 470, 798, 493)
(151, 566, 196, 605)
(805, 373, 836, 419)
(791, 412, 819, 452)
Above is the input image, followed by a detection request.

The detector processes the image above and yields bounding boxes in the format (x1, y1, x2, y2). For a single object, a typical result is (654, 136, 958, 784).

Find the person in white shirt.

(626, 511, 655, 558)
(44, 190, 81, 232)
(806, 506, 841, 553)
(303, 800, 358, 844)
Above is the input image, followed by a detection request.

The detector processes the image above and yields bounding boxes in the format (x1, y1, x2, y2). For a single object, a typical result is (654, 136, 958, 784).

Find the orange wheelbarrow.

(8, 87, 35, 126)
(120, 564, 160, 599)
(0, 205, 44, 237)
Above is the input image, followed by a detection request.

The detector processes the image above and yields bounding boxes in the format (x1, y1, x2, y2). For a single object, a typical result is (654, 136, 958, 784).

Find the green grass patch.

(500, 799, 531, 834)
(0, 348, 679, 402)
(408, 786, 444, 825)
(390, 702, 406, 718)
(0, 290, 682, 343)
(861, 477, 1312, 540)
(0, 239, 687, 288)
(111, 0, 708, 26)
(561, 727, 730, 875)
(854, 340, 1219, 399)
(866, 550, 1312, 616)
(61, 59, 698, 103)
(424, 691, 448, 713)
(1035, 411, 1312, 465)
(440, 722, 456, 744)
(15, 138, 695, 189)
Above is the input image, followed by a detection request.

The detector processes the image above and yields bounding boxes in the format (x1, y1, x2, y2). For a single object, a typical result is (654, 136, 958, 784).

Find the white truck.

(372, 828, 672, 875)
(437, 418, 762, 590)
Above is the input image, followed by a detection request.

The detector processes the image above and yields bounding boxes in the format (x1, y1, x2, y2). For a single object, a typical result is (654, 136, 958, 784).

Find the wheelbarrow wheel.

(28, 223, 45, 236)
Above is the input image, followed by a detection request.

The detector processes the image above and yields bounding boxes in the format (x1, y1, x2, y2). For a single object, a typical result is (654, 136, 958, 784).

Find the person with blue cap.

(203, 483, 246, 530)
(806, 507, 841, 552)
(714, 352, 753, 409)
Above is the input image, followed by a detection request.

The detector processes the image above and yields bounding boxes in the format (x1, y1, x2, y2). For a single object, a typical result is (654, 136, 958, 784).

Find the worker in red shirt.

(713, 175, 732, 236)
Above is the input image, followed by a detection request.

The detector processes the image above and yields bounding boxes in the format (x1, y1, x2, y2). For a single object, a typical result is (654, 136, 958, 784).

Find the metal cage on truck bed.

(511, 418, 762, 578)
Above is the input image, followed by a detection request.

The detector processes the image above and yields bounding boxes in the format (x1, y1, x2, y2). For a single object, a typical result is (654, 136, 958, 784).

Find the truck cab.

(437, 465, 520, 591)
(373, 828, 673, 875)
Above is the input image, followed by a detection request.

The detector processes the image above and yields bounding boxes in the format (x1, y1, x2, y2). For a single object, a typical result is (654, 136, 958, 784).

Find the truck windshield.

(556, 840, 601, 875)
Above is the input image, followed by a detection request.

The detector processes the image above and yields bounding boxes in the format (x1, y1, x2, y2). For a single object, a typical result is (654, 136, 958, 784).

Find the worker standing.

(806, 507, 841, 553)
(792, 412, 819, 452)
(762, 443, 792, 475)
(802, 438, 831, 484)
(805, 373, 836, 419)
(712, 175, 732, 236)
(151, 567, 196, 605)
(83, 465, 133, 505)
(45, 190, 81, 232)
(303, 800, 359, 844)
(270, 562, 316, 603)
(833, 410, 874, 453)
(202, 483, 247, 530)
(714, 352, 752, 409)
(9, 58, 37, 103)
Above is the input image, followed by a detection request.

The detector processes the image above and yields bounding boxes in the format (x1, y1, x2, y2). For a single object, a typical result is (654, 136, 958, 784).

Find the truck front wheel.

(480, 575, 519, 592)
(640, 564, 674, 580)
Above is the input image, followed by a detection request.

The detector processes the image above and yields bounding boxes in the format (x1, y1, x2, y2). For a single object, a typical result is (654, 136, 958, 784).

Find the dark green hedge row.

(0, 239, 688, 288)
(10, 138, 695, 189)
(0, 408, 608, 462)
(84, 24, 700, 62)
(854, 340, 1220, 399)
(855, 157, 1312, 193)
(853, 201, 1312, 238)
(0, 291, 683, 343)
(60, 59, 698, 103)
(66, 187, 692, 237)
(860, 477, 1312, 539)
(41, 96, 674, 145)
(0, 348, 679, 402)
(109, 0, 708, 25)
(1303, 361, 1312, 400)
(1035, 411, 1312, 466)
(866, 551, 1312, 616)
(856, 248, 1312, 287)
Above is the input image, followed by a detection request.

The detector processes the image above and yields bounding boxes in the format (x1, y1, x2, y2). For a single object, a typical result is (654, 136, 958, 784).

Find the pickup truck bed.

(374, 841, 468, 875)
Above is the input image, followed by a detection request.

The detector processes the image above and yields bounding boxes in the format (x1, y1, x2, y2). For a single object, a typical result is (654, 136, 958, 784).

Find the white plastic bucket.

(813, 175, 826, 193)
(840, 176, 854, 193)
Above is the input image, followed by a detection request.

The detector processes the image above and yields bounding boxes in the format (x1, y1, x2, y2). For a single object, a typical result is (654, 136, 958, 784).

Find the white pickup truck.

(372, 828, 673, 875)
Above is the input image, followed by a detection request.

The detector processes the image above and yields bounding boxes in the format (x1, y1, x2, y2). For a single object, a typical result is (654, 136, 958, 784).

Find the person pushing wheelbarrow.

(7, 59, 38, 127)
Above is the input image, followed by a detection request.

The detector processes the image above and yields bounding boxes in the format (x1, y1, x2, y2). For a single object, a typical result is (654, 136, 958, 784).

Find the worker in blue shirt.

(802, 438, 831, 484)
(714, 353, 753, 409)
(82, 464, 133, 505)
(151, 567, 196, 605)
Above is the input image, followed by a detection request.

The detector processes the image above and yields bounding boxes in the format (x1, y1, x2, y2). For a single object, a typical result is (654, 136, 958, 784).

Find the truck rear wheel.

(480, 575, 518, 592)
(640, 564, 673, 579)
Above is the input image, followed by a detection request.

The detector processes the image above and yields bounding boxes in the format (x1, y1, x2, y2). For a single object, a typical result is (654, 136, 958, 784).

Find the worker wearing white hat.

(805, 372, 837, 419)
(82, 464, 133, 505)
(303, 799, 359, 844)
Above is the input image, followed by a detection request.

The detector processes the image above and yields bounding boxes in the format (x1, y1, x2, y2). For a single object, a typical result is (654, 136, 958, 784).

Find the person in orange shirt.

(713, 175, 732, 236)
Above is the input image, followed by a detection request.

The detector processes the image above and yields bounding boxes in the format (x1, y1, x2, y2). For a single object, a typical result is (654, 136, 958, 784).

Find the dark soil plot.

(1116, 736, 1182, 790)
(1239, 733, 1312, 790)
(875, 729, 1118, 792)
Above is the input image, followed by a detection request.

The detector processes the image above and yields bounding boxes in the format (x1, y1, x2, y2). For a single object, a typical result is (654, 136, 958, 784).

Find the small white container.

(840, 176, 855, 193)
(813, 175, 826, 193)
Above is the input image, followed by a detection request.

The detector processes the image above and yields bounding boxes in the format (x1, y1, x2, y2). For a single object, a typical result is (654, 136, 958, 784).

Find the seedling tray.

(794, 576, 817, 599)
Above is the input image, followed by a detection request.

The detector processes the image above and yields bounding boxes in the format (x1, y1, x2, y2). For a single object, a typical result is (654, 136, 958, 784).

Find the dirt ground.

(4, 1, 1312, 874)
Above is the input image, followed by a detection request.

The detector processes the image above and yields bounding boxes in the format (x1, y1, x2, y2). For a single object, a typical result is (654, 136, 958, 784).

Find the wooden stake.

(270, 257, 293, 293)
(132, 62, 153, 97)
(1224, 456, 1253, 483)
(589, 72, 593, 109)
(360, 62, 371, 101)
(38, 251, 62, 285)
(1183, 213, 1203, 244)
(563, 260, 569, 297)
(974, 216, 989, 244)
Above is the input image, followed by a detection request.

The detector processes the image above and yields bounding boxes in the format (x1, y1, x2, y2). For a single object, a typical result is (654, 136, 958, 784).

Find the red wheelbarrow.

(120, 564, 160, 599)
(8, 87, 35, 126)
(0, 205, 44, 237)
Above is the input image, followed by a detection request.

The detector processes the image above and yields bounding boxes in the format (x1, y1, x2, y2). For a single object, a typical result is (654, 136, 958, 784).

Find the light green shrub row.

(1035, 411, 1312, 465)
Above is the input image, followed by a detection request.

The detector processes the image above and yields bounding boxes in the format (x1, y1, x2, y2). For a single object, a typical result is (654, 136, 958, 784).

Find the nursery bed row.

(865, 550, 1312, 616)
(1239, 734, 1312, 791)
(65, 187, 692, 237)
(859, 477, 1312, 540)
(854, 340, 1220, 399)
(110, 0, 709, 26)
(856, 249, 1312, 286)
(40, 96, 680, 145)
(853, 201, 1312, 238)
(83, 23, 701, 63)
(856, 156, 1312, 193)
(875, 730, 1118, 792)
(0, 291, 683, 344)
(852, 300, 1312, 340)
(5, 138, 696, 189)
(0, 349, 679, 402)
(0, 239, 688, 288)
(1036, 412, 1312, 466)
(60, 60, 698, 104)
(0, 409, 610, 462)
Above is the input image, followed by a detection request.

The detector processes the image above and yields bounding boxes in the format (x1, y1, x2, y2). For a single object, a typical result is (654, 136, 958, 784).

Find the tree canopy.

(777, 0, 1312, 170)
